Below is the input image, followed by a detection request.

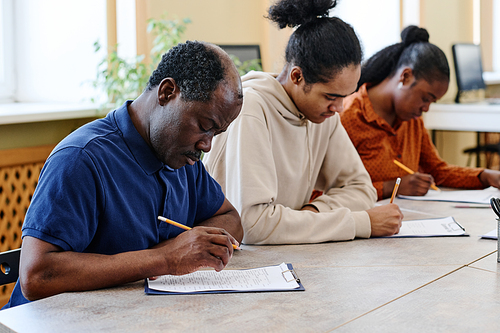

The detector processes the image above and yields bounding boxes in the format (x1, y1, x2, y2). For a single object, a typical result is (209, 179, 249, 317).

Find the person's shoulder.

(52, 111, 119, 155)
(241, 72, 280, 107)
(241, 73, 291, 123)
(237, 87, 270, 124)
(242, 87, 266, 105)
(41, 145, 100, 185)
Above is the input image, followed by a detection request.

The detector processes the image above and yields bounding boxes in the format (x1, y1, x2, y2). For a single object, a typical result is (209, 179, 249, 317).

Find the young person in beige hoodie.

(204, 0, 403, 245)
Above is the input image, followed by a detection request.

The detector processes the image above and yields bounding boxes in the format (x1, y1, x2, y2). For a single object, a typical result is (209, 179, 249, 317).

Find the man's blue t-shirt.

(4, 102, 225, 308)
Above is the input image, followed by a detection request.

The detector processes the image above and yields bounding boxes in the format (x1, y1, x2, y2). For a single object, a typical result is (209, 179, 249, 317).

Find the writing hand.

(367, 204, 403, 237)
(159, 226, 237, 275)
(398, 173, 434, 196)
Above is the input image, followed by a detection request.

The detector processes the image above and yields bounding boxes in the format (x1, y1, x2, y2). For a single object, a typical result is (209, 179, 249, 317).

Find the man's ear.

(158, 78, 178, 106)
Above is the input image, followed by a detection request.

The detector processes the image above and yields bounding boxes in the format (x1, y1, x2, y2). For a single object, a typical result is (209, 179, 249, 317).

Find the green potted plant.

(93, 14, 262, 109)
(92, 14, 191, 108)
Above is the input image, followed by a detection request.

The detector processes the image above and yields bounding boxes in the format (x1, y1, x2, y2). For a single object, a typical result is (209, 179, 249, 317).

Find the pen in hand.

(157, 216, 241, 250)
(393, 160, 440, 192)
(390, 177, 401, 203)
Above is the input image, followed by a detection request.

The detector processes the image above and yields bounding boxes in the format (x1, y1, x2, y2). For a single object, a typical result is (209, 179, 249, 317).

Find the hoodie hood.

(241, 71, 308, 126)
(241, 71, 314, 183)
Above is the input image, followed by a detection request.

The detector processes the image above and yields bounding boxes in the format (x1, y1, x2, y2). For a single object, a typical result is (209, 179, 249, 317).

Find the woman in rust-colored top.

(341, 25, 500, 200)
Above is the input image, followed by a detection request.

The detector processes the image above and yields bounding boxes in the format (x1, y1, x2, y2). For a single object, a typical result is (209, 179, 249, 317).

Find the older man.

(4, 41, 243, 308)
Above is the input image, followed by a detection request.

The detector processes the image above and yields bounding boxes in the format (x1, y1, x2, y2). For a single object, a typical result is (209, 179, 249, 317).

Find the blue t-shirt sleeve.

(22, 147, 104, 252)
(193, 162, 225, 223)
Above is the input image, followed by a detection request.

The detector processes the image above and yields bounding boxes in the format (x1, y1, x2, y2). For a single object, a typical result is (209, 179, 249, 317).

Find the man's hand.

(158, 226, 238, 275)
(366, 204, 403, 237)
(479, 169, 500, 189)
(397, 173, 434, 196)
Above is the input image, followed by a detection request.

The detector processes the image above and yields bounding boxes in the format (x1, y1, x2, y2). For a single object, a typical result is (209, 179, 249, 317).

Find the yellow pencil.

(393, 160, 440, 192)
(390, 177, 401, 203)
(157, 216, 240, 250)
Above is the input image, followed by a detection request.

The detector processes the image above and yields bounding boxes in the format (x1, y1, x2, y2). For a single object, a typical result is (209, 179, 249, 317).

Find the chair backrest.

(0, 248, 21, 285)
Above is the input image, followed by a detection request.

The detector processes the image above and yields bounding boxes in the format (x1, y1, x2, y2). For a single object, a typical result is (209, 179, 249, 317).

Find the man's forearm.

(197, 209, 243, 243)
(196, 198, 243, 243)
(20, 236, 165, 301)
(21, 223, 238, 301)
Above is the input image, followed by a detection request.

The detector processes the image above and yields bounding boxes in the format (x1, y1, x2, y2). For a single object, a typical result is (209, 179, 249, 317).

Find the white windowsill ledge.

(0, 102, 111, 125)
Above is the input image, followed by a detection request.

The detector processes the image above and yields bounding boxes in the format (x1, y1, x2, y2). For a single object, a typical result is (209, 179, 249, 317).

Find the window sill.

(0, 102, 110, 125)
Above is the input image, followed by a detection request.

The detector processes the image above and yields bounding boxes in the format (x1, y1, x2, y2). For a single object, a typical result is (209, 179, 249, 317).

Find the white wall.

(333, 0, 401, 61)
(0, 0, 14, 101)
(116, 0, 136, 60)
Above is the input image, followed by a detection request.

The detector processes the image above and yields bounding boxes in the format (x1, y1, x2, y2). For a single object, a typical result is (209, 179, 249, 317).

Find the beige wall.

(2, 1, 496, 169)
(421, 0, 473, 103)
(420, 0, 478, 167)
(480, 0, 494, 72)
(137, 0, 292, 73)
(0, 118, 97, 150)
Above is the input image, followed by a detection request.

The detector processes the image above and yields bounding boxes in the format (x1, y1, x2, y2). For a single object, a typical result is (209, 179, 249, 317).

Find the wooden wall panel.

(0, 145, 54, 307)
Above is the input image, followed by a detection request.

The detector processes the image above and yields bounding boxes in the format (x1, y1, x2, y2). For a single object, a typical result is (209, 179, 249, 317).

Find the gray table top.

(0, 196, 498, 332)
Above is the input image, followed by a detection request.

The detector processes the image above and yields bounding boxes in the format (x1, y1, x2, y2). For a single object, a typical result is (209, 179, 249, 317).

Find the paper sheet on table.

(398, 187, 500, 204)
(384, 216, 467, 237)
(146, 262, 304, 294)
(480, 229, 498, 240)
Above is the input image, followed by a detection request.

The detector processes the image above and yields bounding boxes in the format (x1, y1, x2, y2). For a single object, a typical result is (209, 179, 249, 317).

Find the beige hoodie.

(204, 71, 376, 244)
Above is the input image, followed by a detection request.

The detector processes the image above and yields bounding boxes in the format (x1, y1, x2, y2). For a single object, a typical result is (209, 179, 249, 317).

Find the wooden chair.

(463, 132, 500, 168)
(0, 248, 21, 285)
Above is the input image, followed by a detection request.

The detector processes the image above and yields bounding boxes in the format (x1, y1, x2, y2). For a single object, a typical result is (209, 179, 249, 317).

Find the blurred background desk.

(424, 102, 500, 132)
(0, 197, 498, 332)
(424, 102, 500, 168)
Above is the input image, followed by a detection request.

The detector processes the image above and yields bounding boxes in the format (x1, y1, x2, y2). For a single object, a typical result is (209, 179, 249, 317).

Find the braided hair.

(358, 25, 449, 89)
(267, 0, 362, 84)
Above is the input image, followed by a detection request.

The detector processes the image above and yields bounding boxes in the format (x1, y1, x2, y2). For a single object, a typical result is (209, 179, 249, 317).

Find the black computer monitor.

(452, 43, 486, 103)
(218, 44, 261, 63)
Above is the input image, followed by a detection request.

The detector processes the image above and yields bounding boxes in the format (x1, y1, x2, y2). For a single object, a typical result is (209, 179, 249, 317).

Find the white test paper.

(398, 187, 500, 204)
(385, 216, 466, 237)
(147, 262, 299, 293)
(480, 229, 498, 240)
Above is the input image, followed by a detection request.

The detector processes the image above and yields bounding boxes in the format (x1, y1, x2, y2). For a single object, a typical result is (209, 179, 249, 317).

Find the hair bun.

(401, 25, 429, 46)
(267, 0, 337, 29)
